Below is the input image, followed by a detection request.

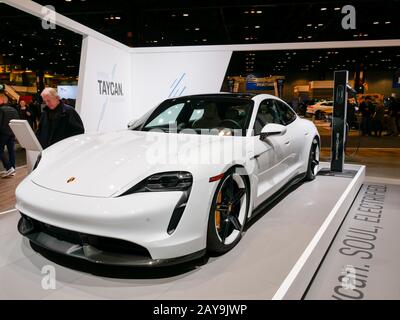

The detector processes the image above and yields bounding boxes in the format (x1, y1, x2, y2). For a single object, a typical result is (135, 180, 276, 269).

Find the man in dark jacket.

(0, 94, 20, 178)
(359, 96, 375, 136)
(37, 88, 84, 149)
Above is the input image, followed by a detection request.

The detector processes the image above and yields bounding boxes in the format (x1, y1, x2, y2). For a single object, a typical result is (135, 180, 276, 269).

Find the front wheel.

(207, 168, 250, 254)
(305, 138, 320, 181)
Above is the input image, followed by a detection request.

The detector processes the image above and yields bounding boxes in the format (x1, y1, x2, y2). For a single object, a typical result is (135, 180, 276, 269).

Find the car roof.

(168, 92, 283, 101)
(169, 93, 256, 100)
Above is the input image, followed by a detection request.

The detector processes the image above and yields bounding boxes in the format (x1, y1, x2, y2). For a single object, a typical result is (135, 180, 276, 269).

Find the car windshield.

(138, 97, 254, 136)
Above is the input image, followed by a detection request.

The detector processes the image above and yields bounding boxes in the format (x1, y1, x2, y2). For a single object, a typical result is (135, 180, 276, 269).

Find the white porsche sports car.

(17, 93, 320, 266)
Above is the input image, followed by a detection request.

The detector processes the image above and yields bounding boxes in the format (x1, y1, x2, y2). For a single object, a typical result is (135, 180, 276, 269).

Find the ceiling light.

(183, 13, 189, 17)
(195, 28, 200, 31)
(257, 10, 262, 14)
(307, 24, 312, 27)
(298, 36, 303, 39)
(385, 21, 391, 24)
(320, 7, 327, 11)
(318, 23, 323, 27)
(255, 25, 260, 29)
(373, 21, 379, 25)
(334, 7, 341, 11)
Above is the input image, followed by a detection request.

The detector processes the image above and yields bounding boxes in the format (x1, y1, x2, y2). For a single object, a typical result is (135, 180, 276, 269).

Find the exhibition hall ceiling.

(1, 0, 399, 76)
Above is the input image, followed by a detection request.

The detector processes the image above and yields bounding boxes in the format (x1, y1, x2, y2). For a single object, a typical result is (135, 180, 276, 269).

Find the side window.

(253, 99, 282, 135)
(275, 100, 297, 125)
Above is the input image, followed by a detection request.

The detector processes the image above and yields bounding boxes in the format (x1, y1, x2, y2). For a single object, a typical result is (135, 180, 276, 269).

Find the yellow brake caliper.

(215, 190, 222, 231)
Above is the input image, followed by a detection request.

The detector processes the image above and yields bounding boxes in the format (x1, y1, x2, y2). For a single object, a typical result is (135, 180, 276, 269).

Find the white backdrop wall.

(130, 50, 232, 119)
(76, 35, 133, 133)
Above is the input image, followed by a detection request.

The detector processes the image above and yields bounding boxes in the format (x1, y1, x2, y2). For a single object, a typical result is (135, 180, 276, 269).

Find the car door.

(251, 99, 292, 207)
(274, 99, 304, 177)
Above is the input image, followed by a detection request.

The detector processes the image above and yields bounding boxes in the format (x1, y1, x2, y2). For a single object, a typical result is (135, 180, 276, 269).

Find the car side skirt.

(250, 172, 307, 220)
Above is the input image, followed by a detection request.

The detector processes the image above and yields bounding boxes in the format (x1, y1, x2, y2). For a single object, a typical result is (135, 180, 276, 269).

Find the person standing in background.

(18, 100, 34, 129)
(37, 88, 84, 149)
(359, 96, 375, 136)
(372, 102, 385, 137)
(386, 96, 399, 136)
(0, 94, 20, 178)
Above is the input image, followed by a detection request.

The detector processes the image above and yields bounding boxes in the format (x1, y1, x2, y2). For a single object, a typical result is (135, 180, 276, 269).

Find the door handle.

(250, 149, 269, 160)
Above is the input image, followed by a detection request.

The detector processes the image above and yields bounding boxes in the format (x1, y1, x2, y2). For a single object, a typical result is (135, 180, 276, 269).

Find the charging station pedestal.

(331, 70, 348, 172)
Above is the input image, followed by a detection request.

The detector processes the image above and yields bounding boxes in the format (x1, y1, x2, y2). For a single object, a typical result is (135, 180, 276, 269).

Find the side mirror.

(127, 119, 138, 129)
(259, 123, 287, 141)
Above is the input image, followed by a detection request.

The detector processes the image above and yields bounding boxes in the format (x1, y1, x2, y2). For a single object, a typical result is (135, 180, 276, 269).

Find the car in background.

(306, 100, 334, 120)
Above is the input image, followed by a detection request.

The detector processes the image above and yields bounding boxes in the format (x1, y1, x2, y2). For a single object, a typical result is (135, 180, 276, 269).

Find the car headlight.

(119, 171, 192, 196)
(118, 171, 193, 235)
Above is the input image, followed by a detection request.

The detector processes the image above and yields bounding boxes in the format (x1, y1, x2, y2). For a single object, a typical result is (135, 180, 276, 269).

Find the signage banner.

(246, 74, 275, 91)
(393, 69, 400, 88)
(77, 36, 132, 133)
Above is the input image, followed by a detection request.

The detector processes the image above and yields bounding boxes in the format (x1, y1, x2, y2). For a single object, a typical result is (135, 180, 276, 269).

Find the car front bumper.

(15, 177, 213, 264)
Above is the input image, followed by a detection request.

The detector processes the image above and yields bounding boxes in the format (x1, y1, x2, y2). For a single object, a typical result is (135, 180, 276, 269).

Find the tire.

(305, 138, 320, 181)
(207, 168, 250, 254)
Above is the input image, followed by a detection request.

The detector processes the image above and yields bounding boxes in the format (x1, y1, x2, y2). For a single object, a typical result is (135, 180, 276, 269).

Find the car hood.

(31, 130, 246, 198)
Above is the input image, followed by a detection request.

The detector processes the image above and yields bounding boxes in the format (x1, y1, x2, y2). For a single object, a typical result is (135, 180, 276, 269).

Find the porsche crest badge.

(67, 177, 76, 184)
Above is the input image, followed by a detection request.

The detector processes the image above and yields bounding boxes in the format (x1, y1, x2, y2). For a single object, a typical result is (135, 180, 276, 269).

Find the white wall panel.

(130, 51, 232, 118)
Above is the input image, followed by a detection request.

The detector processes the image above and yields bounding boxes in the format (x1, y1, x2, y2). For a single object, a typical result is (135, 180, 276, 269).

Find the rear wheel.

(207, 168, 250, 254)
(306, 138, 320, 181)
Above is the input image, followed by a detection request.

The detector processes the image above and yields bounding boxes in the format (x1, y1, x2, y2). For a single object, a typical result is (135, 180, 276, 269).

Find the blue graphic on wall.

(246, 74, 274, 91)
(393, 69, 400, 88)
(169, 73, 186, 98)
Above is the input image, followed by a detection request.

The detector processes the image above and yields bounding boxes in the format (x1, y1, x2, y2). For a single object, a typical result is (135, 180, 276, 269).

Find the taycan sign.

(97, 80, 124, 96)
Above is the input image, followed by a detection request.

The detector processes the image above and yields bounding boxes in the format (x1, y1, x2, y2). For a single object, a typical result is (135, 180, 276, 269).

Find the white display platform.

(305, 182, 400, 300)
(0, 163, 365, 299)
